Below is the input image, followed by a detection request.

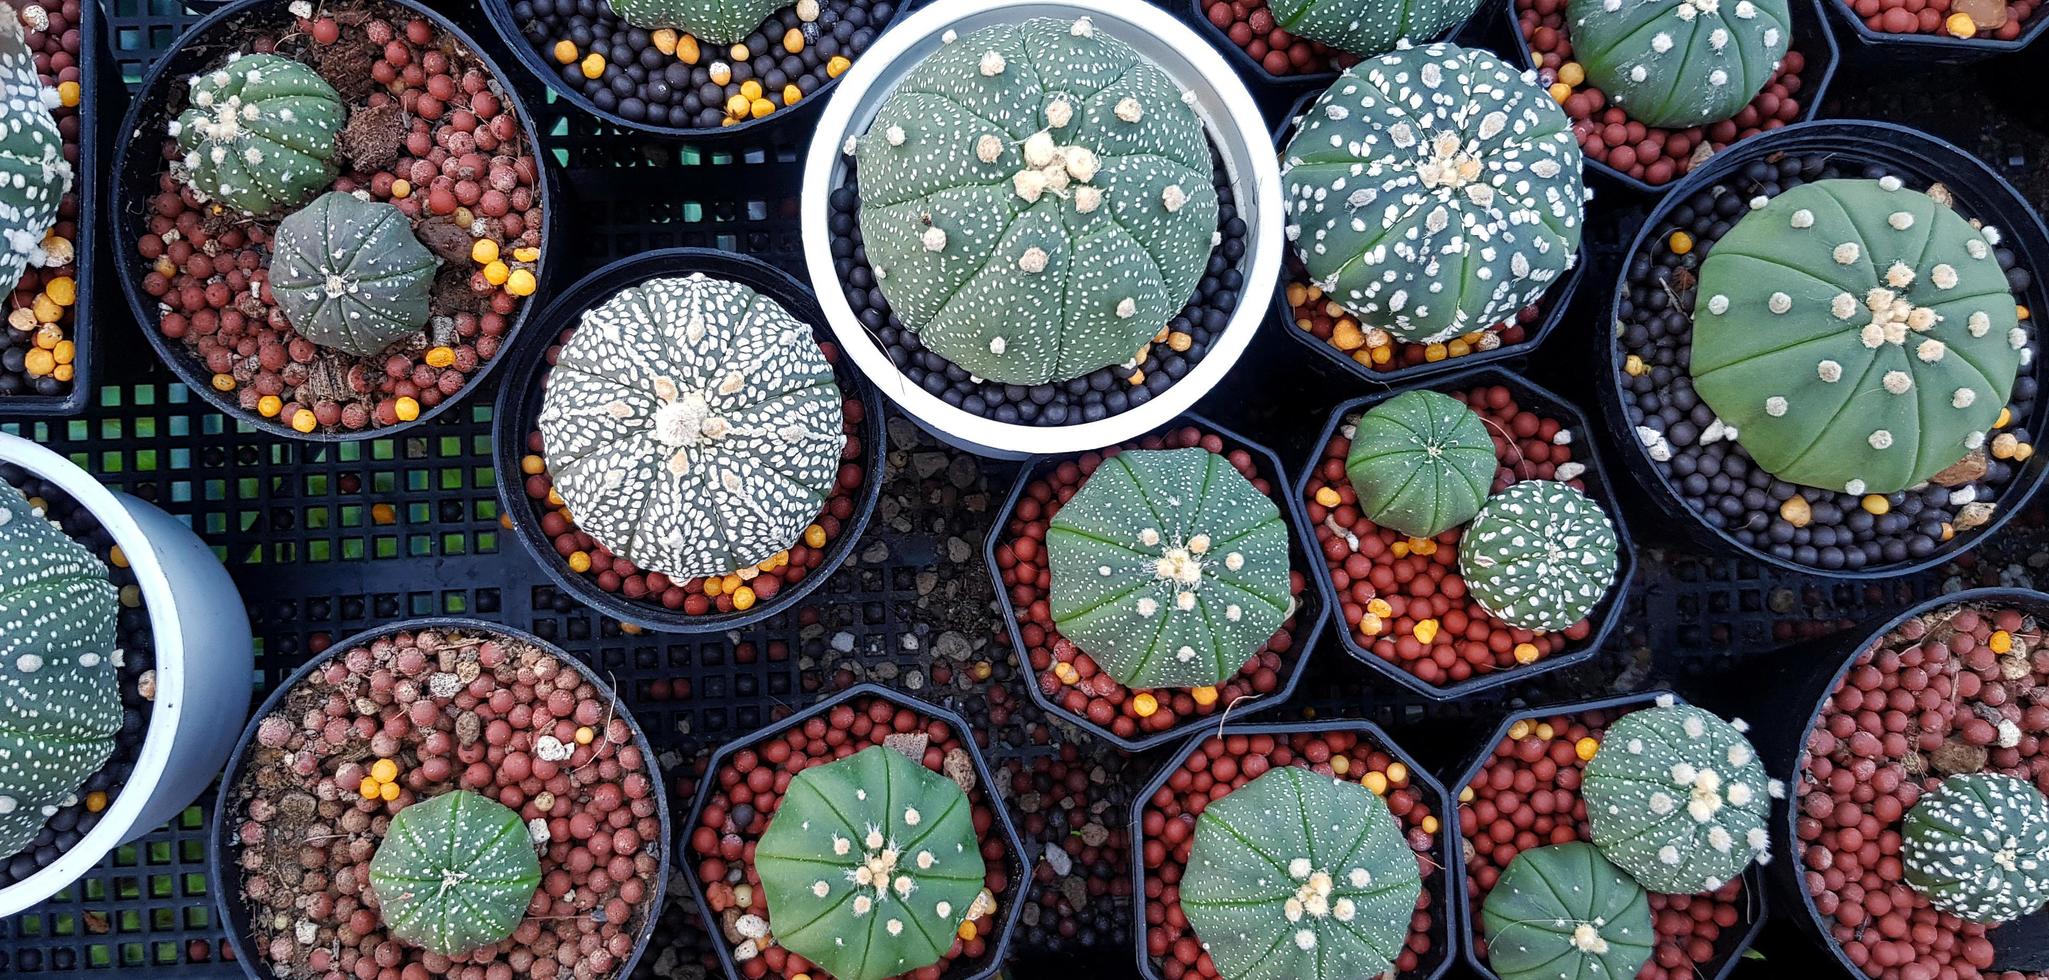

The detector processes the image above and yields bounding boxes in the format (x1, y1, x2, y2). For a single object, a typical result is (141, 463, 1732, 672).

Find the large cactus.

(271, 192, 441, 356)
(1458, 480, 1619, 632)
(1344, 390, 1496, 539)
(1482, 843, 1655, 980)
(0, 11, 72, 297)
(1583, 702, 1777, 894)
(173, 53, 345, 216)
(1568, 0, 1792, 129)
(368, 790, 542, 956)
(607, 0, 781, 43)
(1267, 0, 1479, 58)
(1903, 773, 2049, 925)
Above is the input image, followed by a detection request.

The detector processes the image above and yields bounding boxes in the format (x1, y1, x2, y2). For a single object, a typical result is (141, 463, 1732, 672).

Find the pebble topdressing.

(0, 1, 82, 401)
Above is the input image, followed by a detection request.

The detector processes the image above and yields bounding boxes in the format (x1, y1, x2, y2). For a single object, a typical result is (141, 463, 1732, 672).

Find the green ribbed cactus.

(1691, 178, 2023, 496)
(0, 12, 72, 297)
(368, 790, 542, 956)
(1568, 0, 1792, 129)
(1267, 0, 1480, 58)
(1903, 773, 2049, 925)
(854, 16, 1219, 385)
(173, 53, 345, 216)
(271, 192, 441, 356)
(1584, 702, 1777, 894)
(1482, 843, 1655, 980)
(1282, 43, 1583, 345)
(607, 0, 779, 43)
(0, 482, 120, 860)
(1458, 480, 1618, 632)
(1344, 390, 1496, 538)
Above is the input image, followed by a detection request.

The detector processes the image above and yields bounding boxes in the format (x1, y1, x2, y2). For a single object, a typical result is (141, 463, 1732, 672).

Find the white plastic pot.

(802, 0, 1284, 459)
(0, 433, 254, 917)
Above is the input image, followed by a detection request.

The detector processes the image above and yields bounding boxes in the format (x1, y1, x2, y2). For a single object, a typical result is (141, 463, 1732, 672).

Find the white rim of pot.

(802, 0, 1284, 458)
(0, 433, 188, 917)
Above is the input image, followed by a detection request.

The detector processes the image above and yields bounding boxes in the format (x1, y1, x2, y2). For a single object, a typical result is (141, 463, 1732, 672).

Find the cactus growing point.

(172, 53, 346, 216)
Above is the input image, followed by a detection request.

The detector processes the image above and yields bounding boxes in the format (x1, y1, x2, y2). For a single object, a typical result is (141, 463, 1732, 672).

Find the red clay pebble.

(1203, 0, 1359, 76)
(1849, 0, 2039, 37)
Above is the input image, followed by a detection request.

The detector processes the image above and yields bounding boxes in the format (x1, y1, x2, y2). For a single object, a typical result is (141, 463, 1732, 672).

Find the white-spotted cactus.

(0, 482, 120, 860)
(1047, 448, 1291, 689)
(0, 12, 72, 298)
(270, 192, 441, 356)
(1583, 701, 1779, 894)
(538, 274, 847, 580)
(607, 0, 780, 43)
(1458, 480, 1618, 632)
(1481, 842, 1655, 980)
(1691, 178, 2023, 496)
(1265, 0, 1480, 58)
(1568, 0, 1792, 129)
(854, 17, 1219, 385)
(1282, 43, 1583, 345)
(1180, 766, 1421, 980)
(1344, 390, 1496, 538)
(173, 54, 346, 216)
(367, 790, 542, 956)
(1902, 773, 2049, 925)
(755, 744, 987, 980)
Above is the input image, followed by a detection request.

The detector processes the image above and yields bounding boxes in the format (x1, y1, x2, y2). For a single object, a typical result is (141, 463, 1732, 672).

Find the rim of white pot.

(801, 0, 1284, 458)
(0, 433, 189, 917)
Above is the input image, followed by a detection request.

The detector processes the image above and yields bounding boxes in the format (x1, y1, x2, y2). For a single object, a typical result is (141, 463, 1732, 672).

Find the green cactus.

(1691, 178, 2023, 496)
(0, 482, 120, 860)
(1481, 843, 1655, 980)
(755, 744, 987, 980)
(0, 12, 72, 297)
(270, 192, 441, 356)
(1180, 765, 1421, 980)
(1282, 43, 1583, 345)
(1903, 773, 2049, 925)
(1344, 390, 1496, 539)
(367, 790, 542, 957)
(606, 0, 780, 44)
(1568, 0, 1792, 129)
(1584, 701, 1777, 895)
(1047, 448, 1291, 689)
(1458, 479, 1618, 632)
(854, 16, 1219, 385)
(173, 53, 345, 216)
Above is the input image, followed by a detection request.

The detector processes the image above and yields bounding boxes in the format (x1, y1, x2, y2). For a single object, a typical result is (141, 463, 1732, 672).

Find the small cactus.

(1180, 765, 1421, 980)
(173, 53, 346, 216)
(1568, 0, 1792, 129)
(1458, 479, 1619, 632)
(1264, 0, 1480, 59)
(1481, 842, 1655, 980)
(755, 744, 987, 980)
(368, 790, 542, 956)
(1583, 701, 1778, 894)
(607, 0, 780, 44)
(0, 11, 72, 297)
(1903, 773, 2049, 925)
(1344, 390, 1496, 539)
(270, 192, 441, 356)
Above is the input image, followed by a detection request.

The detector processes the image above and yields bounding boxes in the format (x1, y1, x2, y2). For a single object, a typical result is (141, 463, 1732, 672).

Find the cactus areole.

(367, 790, 542, 957)
(172, 53, 346, 217)
(1690, 178, 2024, 496)
(1047, 448, 1292, 689)
(1567, 0, 1792, 129)
(1344, 390, 1496, 539)
(852, 16, 1220, 386)
(1481, 842, 1656, 980)
(1266, 0, 1480, 58)
(1902, 773, 2049, 925)
(1457, 479, 1619, 632)
(755, 744, 987, 980)
(270, 192, 441, 356)
(1282, 43, 1584, 346)
(0, 11, 71, 298)
(1583, 700, 1778, 894)
(607, 0, 780, 44)
(0, 482, 120, 860)
(1178, 765, 1421, 980)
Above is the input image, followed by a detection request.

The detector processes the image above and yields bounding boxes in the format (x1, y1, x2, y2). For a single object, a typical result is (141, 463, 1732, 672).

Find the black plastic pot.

(1183, 0, 1483, 93)
(1598, 119, 2049, 580)
(209, 617, 671, 980)
(1822, 0, 2049, 65)
(1297, 364, 1638, 701)
(492, 246, 886, 635)
(109, 0, 559, 442)
(677, 682, 1029, 980)
(1130, 718, 1460, 980)
(984, 413, 1330, 752)
(1450, 690, 1770, 980)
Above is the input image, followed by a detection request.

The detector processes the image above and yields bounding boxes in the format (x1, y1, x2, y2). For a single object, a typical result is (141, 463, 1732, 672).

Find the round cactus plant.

(1584, 701, 1777, 894)
(368, 789, 542, 956)
(1265, 0, 1480, 58)
(1691, 178, 2023, 496)
(1180, 765, 1422, 980)
(607, 0, 780, 43)
(0, 12, 72, 298)
(1344, 390, 1496, 539)
(538, 273, 847, 581)
(1047, 448, 1292, 689)
(1902, 773, 2049, 925)
(1282, 43, 1584, 346)
(1481, 842, 1655, 980)
(270, 192, 441, 356)
(1458, 479, 1618, 632)
(0, 482, 120, 860)
(1567, 0, 1792, 129)
(854, 16, 1219, 386)
(755, 744, 987, 980)
(173, 53, 346, 216)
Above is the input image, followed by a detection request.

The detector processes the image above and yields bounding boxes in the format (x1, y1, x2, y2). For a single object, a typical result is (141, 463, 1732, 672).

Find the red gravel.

(1201, 0, 1358, 77)
(1843, 0, 2040, 38)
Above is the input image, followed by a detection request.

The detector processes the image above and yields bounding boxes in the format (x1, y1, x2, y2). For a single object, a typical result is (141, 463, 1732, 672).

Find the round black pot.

(491, 246, 886, 635)
(1598, 119, 2049, 579)
(984, 412, 1330, 752)
(109, 0, 559, 442)
(1821, 0, 2049, 65)
(1296, 364, 1638, 702)
(1183, 0, 1483, 93)
(209, 617, 670, 980)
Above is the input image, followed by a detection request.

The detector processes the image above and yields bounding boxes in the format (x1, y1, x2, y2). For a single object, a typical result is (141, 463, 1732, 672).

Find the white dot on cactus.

(1658, 845, 1682, 866)
(1764, 396, 1788, 417)
(1930, 263, 1962, 290)
(893, 875, 914, 898)
(1044, 99, 1072, 129)
(974, 134, 1002, 164)
(1869, 428, 1895, 448)
(1670, 762, 1698, 784)
(1887, 211, 1916, 231)
(1709, 69, 1729, 86)
(1650, 792, 1675, 816)
(884, 126, 905, 147)
(1071, 16, 1093, 36)
(2011, 327, 2029, 350)
(1707, 294, 1730, 315)
(920, 227, 946, 252)
(1882, 371, 1913, 395)
(1847, 479, 1868, 494)
(0, 796, 15, 815)
(1709, 827, 1734, 853)
(865, 827, 884, 849)
(1968, 239, 1990, 260)
(1018, 247, 1049, 273)
(1348, 867, 1371, 888)
(1176, 591, 1196, 611)
(1767, 292, 1792, 314)
(1175, 645, 1196, 662)
(1226, 604, 1242, 622)
(1728, 782, 1754, 806)
(812, 880, 830, 898)
(1748, 828, 1770, 850)
(13, 653, 40, 673)
(1833, 242, 1861, 265)
(1225, 552, 1244, 571)
(1293, 929, 1316, 951)
(1283, 896, 1305, 922)
(978, 50, 1005, 76)
(1918, 339, 1947, 362)
(853, 895, 873, 916)
(1651, 32, 1674, 53)
(1967, 311, 1993, 336)
(1983, 225, 2004, 246)
(1161, 185, 1187, 213)
(1114, 97, 1144, 124)
(902, 806, 921, 827)
(1879, 175, 1904, 191)
(1135, 597, 1158, 618)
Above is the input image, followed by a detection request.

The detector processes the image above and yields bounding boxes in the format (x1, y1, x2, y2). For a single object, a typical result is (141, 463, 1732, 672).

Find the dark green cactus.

(1266, 0, 1479, 58)
(173, 53, 345, 216)
(1568, 0, 1792, 129)
(1903, 773, 2049, 925)
(0, 12, 71, 297)
(1458, 479, 1618, 632)
(367, 790, 542, 957)
(1481, 842, 1655, 980)
(270, 192, 441, 356)
(607, 0, 780, 43)
(1344, 390, 1496, 539)
(1584, 701, 1778, 894)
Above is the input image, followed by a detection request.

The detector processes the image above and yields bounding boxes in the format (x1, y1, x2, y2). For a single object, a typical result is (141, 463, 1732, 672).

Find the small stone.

(1931, 449, 1988, 487)
(943, 747, 976, 795)
(883, 731, 929, 762)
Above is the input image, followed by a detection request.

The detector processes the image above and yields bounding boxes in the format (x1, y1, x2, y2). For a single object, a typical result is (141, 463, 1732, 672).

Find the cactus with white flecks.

(270, 192, 441, 356)
(1265, 0, 1480, 59)
(1584, 702, 1777, 894)
(368, 790, 542, 956)
(1458, 479, 1618, 632)
(1568, 0, 1792, 129)
(1344, 390, 1497, 538)
(173, 53, 345, 216)
(607, 0, 780, 44)
(1482, 843, 1655, 980)
(1902, 773, 2049, 925)
(0, 12, 72, 297)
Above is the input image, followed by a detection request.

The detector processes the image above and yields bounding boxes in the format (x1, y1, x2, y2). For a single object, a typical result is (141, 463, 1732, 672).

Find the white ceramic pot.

(802, 0, 1283, 459)
(0, 433, 254, 917)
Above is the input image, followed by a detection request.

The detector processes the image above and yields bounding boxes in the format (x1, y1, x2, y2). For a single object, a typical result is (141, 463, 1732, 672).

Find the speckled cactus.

(854, 16, 1219, 386)
(1568, 0, 1792, 129)
(270, 192, 441, 356)
(0, 482, 120, 860)
(368, 790, 542, 956)
(1180, 766, 1421, 980)
(1902, 773, 2049, 925)
(1344, 390, 1496, 538)
(0, 12, 72, 297)
(1047, 448, 1291, 689)
(1691, 178, 2023, 496)
(538, 274, 847, 580)
(1266, 0, 1480, 58)
(755, 744, 987, 980)
(173, 53, 345, 216)
(1481, 842, 1655, 980)
(1584, 701, 1777, 894)
(607, 0, 779, 43)
(1282, 43, 1583, 345)
(1458, 479, 1618, 632)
